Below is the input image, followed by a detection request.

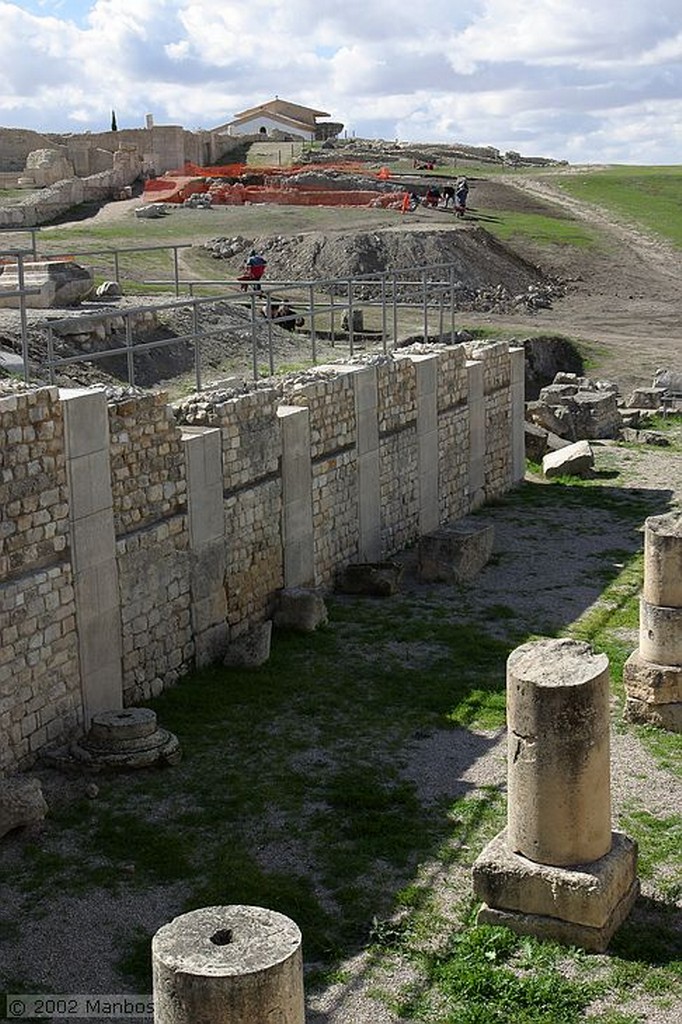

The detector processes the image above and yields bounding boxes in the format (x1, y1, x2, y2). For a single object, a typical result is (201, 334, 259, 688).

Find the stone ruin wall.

(436, 346, 470, 522)
(469, 342, 514, 500)
(108, 393, 192, 705)
(0, 389, 82, 770)
(282, 372, 359, 587)
(0, 343, 523, 775)
(215, 389, 284, 633)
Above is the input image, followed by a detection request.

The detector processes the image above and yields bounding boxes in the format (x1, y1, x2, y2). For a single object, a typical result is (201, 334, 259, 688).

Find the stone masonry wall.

(1, 341, 518, 774)
(436, 346, 471, 522)
(215, 389, 284, 634)
(283, 371, 359, 586)
(377, 358, 420, 554)
(108, 392, 192, 702)
(0, 387, 81, 771)
(467, 342, 514, 500)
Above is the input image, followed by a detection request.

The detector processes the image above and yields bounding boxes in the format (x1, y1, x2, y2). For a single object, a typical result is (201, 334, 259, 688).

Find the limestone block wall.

(467, 342, 514, 500)
(1, 340, 520, 774)
(282, 372, 360, 586)
(436, 345, 471, 522)
(108, 392, 191, 703)
(377, 358, 420, 554)
(0, 388, 81, 772)
(215, 389, 285, 634)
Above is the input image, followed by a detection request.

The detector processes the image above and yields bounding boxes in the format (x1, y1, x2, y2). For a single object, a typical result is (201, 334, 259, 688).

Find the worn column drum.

(152, 905, 304, 1024)
(507, 638, 612, 867)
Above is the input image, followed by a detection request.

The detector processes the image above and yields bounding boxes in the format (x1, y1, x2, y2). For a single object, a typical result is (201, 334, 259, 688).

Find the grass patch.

(479, 209, 598, 250)
(550, 167, 682, 249)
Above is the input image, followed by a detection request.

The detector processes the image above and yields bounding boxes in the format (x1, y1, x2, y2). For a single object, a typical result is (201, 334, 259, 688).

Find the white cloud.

(1, 0, 681, 163)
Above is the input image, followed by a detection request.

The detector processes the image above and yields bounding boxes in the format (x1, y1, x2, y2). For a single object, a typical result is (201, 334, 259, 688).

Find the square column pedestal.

(473, 829, 639, 953)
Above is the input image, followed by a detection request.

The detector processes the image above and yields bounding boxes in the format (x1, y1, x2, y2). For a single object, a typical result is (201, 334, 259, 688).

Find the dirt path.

(461, 175, 682, 396)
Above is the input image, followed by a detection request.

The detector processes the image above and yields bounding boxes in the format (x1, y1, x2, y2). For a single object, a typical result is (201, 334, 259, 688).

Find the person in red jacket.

(238, 250, 267, 291)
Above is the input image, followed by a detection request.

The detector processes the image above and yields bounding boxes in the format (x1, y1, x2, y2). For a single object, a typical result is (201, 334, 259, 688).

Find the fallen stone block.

(223, 620, 272, 668)
(542, 440, 594, 478)
(273, 587, 328, 632)
(524, 421, 571, 462)
(417, 521, 495, 584)
(626, 387, 666, 410)
(95, 280, 123, 300)
(0, 776, 48, 839)
(337, 561, 403, 597)
(0, 260, 94, 308)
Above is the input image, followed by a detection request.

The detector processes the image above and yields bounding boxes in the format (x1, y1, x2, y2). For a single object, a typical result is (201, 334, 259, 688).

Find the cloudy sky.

(1, 0, 681, 164)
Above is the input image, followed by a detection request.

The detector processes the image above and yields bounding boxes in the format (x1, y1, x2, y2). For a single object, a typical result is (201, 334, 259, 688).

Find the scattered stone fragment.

(273, 588, 328, 632)
(0, 776, 48, 840)
(337, 561, 403, 596)
(542, 440, 594, 478)
(223, 621, 273, 668)
(417, 522, 495, 584)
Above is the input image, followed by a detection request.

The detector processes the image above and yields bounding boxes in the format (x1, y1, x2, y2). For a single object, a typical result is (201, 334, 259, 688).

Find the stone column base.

(622, 651, 682, 733)
(472, 829, 639, 953)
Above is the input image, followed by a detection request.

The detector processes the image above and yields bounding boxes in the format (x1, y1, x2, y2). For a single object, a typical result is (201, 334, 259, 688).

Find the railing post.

(173, 246, 180, 297)
(250, 292, 259, 380)
(308, 283, 317, 364)
(193, 300, 202, 392)
(347, 278, 354, 357)
(47, 324, 56, 385)
(380, 272, 388, 353)
(17, 252, 30, 384)
(450, 264, 456, 341)
(422, 268, 429, 342)
(392, 271, 398, 350)
(125, 310, 135, 386)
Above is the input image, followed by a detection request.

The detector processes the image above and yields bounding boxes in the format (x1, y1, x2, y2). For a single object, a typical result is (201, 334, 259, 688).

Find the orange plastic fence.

(142, 168, 406, 209)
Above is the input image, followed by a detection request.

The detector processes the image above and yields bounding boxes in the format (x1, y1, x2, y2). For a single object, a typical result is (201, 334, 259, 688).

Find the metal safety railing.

(38, 259, 463, 390)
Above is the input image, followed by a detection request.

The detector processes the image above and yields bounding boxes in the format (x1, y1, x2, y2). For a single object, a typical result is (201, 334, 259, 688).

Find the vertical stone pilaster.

(278, 406, 314, 587)
(510, 346, 526, 484)
(182, 426, 228, 667)
(61, 388, 122, 724)
(412, 353, 440, 536)
(466, 358, 485, 510)
(353, 365, 381, 561)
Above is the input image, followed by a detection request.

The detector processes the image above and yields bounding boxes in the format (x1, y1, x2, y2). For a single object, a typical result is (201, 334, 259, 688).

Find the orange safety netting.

(139, 169, 403, 207)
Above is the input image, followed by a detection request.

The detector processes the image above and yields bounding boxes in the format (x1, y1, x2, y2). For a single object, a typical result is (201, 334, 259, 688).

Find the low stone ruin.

(526, 373, 622, 442)
(152, 905, 305, 1024)
(417, 520, 494, 583)
(0, 260, 94, 309)
(66, 708, 181, 770)
(526, 368, 680, 464)
(0, 775, 48, 840)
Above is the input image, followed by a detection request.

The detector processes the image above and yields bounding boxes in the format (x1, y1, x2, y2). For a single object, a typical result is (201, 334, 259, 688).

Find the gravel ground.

(1, 434, 680, 1024)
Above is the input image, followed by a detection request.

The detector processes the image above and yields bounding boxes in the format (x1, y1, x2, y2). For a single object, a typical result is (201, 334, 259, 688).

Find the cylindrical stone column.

(643, 513, 682, 609)
(152, 905, 304, 1024)
(507, 638, 612, 867)
(639, 600, 682, 665)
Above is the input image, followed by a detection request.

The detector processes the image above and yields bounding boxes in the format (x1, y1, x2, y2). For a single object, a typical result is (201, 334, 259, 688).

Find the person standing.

(238, 250, 267, 291)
